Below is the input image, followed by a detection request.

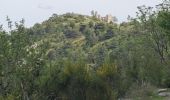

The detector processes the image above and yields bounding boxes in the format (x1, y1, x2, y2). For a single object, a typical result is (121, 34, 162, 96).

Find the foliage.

(0, 1, 170, 99)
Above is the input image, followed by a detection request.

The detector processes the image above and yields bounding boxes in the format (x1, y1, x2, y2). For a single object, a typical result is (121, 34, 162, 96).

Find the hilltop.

(28, 13, 120, 64)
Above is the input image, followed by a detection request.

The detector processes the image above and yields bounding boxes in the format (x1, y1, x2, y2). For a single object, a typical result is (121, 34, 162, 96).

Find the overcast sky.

(0, 0, 161, 28)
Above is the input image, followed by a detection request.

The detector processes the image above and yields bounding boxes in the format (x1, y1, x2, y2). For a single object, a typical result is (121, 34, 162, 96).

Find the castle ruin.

(91, 10, 117, 23)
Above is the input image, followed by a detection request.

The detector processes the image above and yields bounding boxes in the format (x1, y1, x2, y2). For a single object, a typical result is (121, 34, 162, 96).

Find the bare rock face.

(157, 88, 170, 97)
(158, 92, 170, 97)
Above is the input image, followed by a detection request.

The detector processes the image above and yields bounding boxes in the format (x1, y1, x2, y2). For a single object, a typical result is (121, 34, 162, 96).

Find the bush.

(36, 59, 119, 100)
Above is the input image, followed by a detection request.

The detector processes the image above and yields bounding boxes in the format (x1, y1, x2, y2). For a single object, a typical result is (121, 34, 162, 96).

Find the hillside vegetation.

(0, 1, 170, 100)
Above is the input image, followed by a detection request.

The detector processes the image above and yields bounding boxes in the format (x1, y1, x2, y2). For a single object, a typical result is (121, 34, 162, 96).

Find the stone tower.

(105, 14, 114, 23)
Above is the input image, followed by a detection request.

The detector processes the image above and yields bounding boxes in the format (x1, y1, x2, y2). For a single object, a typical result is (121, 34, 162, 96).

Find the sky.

(0, 0, 161, 28)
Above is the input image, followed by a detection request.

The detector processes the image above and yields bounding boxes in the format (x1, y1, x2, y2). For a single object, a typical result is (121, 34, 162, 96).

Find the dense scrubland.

(0, 0, 170, 100)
